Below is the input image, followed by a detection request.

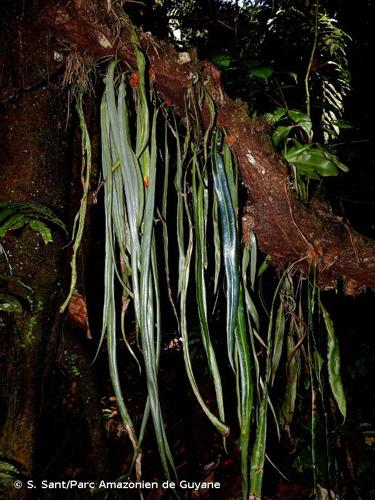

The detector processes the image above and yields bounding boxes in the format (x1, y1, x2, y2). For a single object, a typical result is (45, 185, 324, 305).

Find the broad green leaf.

(264, 107, 287, 124)
(248, 66, 274, 80)
(297, 152, 338, 176)
(285, 142, 312, 157)
(287, 109, 312, 135)
(0, 293, 22, 313)
(295, 166, 321, 180)
(285, 146, 339, 177)
(29, 219, 53, 245)
(211, 53, 232, 69)
(272, 125, 293, 146)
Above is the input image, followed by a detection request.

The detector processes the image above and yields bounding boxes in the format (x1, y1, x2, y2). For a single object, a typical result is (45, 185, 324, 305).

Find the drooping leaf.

(180, 160, 229, 438)
(0, 201, 66, 234)
(0, 207, 16, 224)
(320, 302, 346, 420)
(28, 219, 53, 245)
(0, 214, 27, 237)
(236, 287, 253, 500)
(212, 131, 239, 370)
(60, 93, 92, 313)
(271, 302, 285, 384)
(212, 191, 221, 294)
(281, 331, 300, 428)
(322, 149, 349, 173)
(258, 254, 271, 277)
(192, 153, 225, 425)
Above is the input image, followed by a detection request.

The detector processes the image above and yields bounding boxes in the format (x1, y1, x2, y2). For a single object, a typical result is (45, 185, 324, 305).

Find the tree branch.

(43, 0, 375, 292)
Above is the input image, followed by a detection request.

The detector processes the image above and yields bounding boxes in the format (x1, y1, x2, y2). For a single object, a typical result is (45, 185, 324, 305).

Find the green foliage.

(61, 6, 350, 498)
(0, 202, 65, 314)
(0, 458, 26, 483)
(265, 102, 349, 201)
(0, 201, 66, 243)
(212, 131, 239, 369)
(204, 1, 352, 203)
(284, 142, 348, 179)
(0, 293, 22, 313)
(320, 300, 346, 420)
(317, 13, 351, 142)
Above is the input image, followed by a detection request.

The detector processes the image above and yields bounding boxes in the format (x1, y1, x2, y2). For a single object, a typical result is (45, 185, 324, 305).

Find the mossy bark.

(0, 5, 112, 492)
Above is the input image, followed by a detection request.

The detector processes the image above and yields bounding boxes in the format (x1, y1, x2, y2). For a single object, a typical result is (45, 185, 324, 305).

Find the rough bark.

(0, 4, 71, 495)
(0, 85, 69, 497)
(42, 0, 375, 292)
(0, 5, 111, 494)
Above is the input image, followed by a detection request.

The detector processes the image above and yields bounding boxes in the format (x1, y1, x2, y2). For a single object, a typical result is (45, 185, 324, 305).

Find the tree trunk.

(0, 4, 71, 495)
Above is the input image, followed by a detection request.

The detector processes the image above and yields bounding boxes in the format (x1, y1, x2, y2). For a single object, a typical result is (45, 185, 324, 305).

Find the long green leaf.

(179, 163, 229, 437)
(218, 132, 253, 499)
(212, 192, 222, 294)
(320, 301, 346, 420)
(271, 302, 285, 385)
(236, 286, 253, 500)
(281, 324, 300, 430)
(212, 131, 239, 369)
(99, 94, 139, 470)
(139, 108, 176, 478)
(192, 150, 226, 426)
